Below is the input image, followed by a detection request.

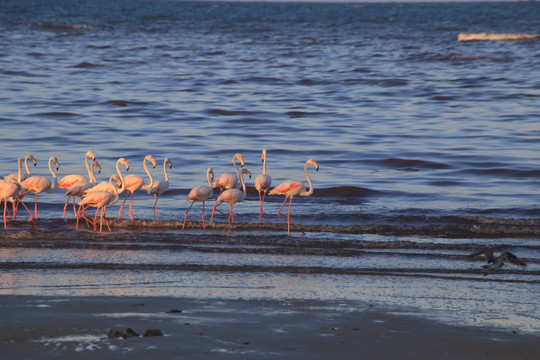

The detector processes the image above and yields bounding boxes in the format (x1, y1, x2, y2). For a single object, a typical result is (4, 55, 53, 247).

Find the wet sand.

(0, 295, 538, 359)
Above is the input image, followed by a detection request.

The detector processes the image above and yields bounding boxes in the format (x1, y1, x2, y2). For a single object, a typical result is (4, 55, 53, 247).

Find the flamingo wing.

(269, 180, 304, 197)
(59, 174, 87, 189)
(255, 174, 272, 191)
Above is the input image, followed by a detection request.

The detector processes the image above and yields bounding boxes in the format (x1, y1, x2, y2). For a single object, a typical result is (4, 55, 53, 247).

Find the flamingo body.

(0, 181, 21, 228)
(183, 167, 214, 231)
(211, 153, 245, 222)
(215, 168, 251, 233)
(20, 156, 60, 220)
(254, 149, 272, 223)
(269, 158, 319, 235)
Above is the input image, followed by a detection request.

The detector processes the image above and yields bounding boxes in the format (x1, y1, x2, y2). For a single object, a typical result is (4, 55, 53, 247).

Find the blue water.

(1, 1, 539, 335)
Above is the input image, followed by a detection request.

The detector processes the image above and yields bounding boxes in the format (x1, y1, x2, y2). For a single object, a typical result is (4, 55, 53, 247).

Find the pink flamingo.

(58, 151, 97, 218)
(0, 159, 34, 228)
(20, 156, 60, 220)
(182, 167, 214, 231)
(117, 155, 156, 220)
(254, 149, 272, 223)
(4, 153, 37, 182)
(269, 158, 319, 235)
(210, 153, 245, 222)
(78, 158, 129, 232)
(147, 157, 172, 220)
(214, 168, 251, 233)
(63, 160, 101, 218)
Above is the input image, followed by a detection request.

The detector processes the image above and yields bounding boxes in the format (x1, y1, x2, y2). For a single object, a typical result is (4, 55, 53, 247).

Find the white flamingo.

(78, 158, 129, 232)
(58, 150, 97, 218)
(182, 167, 214, 231)
(210, 153, 245, 222)
(63, 160, 101, 218)
(117, 155, 156, 220)
(4, 153, 37, 182)
(215, 168, 251, 233)
(254, 149, 272, 223)
(147, 157, 172, 220)
(269, 158, 319, 235)
(20, 156, 60, 220)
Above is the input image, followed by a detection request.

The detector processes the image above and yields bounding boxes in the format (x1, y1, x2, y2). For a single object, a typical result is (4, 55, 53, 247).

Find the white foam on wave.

(458, 33, 540, 41)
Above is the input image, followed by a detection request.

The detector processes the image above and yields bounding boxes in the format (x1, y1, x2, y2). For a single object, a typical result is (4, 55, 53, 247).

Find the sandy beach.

(0, 295, 538, 360)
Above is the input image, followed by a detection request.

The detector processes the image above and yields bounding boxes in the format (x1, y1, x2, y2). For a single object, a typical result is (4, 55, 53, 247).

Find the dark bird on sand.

(470, 249, 527, 270)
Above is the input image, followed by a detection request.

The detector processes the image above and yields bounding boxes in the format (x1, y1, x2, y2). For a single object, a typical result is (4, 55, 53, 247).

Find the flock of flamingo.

(0, 150, 319, 234)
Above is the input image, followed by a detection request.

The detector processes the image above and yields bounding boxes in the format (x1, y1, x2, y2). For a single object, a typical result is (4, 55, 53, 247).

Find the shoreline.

(1, 295, 539, 359)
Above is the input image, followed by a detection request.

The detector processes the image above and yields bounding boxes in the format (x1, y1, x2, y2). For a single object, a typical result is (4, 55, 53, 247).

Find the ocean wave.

(457, 33, 540, 41)
(36, 23, 89, 30)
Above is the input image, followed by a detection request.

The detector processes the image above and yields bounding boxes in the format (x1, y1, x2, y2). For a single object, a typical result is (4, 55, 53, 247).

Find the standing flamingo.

(214, 168, 251, 233)
(63, 160, 101, 218)
(78, 158, 129, 232)
(210, 153, 245, 222)
(182, 167, 214, 231)
(147, 158, 172, 220)
(20, 156, 60, 220)
(269, 158, 319, 235)
(58, 151, 97, 218)
(1, 159, 34, 227)
(4, 153, 37, 182)
(254, 149, 272, 223)
(117, 155, 157, 220)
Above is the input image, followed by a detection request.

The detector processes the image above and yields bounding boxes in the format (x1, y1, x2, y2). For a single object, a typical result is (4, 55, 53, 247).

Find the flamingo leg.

(33, 193, 39, 220)
(72, 197, 78, 217)
(93, 207, 99, 232)
(202, 201, 206, 231)
(117, 192, 130, 219)
(210, 189, 224, 222)
(17, 199, 34, 222)
(62, 197, 70, 218)
(182, 201, 195, 231)
(228, 203, 234, 232)
(128, 191, 134, 220)
(152, 194, 160, 220)
(3, 199, 7, 229)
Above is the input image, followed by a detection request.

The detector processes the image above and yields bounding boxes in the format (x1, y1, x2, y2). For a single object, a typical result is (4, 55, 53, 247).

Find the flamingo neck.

(206, 169, 213, 187)
(163, 159, 169, 183)
(116, 160, 127, 194)
(17, 159, 23, 184)
(89, 162, 98, 183)
(141, 156, 155, 190)
(240, 172, 247, 200)
(232, 155, 241, 176)
(84, 152, 93, 179)
(300, 161, 314, 197)
(262, 150, 267, 175)
(24, 155, 33, 176)
(47, 157, 59, 193)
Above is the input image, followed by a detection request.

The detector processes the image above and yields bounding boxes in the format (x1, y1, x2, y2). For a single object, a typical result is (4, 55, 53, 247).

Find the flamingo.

(117, 155, 157, 220)
(58, 151, 97, 218)
(210, 153, 245, 222)
(182, 167, 214, 231)
(78, 158, 129, 232)
(0, 159, 34, 228)
(214, 168, 251, 233)
(63, 160, 101, 218)
(20, 156, 60, 220)
(269, 158, 319, 235)
(4, 153, 37, 182)
(147, 158, 172, 220)
(254, 149, 272, 223)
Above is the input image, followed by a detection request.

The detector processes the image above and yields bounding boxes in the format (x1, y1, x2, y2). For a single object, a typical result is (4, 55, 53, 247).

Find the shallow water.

(0, 1, 539, 335)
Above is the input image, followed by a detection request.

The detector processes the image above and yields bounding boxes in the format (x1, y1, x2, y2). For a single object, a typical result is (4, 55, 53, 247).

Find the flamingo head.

(261, 149, 267, 163)
(165, 158, 172, 169)
(307, 158, 319, 172)
(50, 156, 60, 170)
(87, 150, 97, 161)
(118, 157, 130, 171)
(234, 153, 245, 167)
(146, 155, 157, 169)
(242, 168, 252, 178)
(27, 154, 37, 167)
(207, 167, 214, 181)
(92, 160, 102, 174)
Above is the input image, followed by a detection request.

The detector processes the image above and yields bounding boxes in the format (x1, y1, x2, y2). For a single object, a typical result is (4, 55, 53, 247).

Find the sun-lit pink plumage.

(269, 158, 319, 235)
(183, 167, 214, 231)
(58, 151, 97, 218)
(20, 156, 60, 220)
(254, 149, 272, 223)
(0, 159, 34, 228)
(147, 157, 172, 220)
(78, 158, 129, 232)
(210, 153, 245, 222)
(215, 168, 251, 233)
(63, 160, 101, 218)
(117, 154, 156, 220)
